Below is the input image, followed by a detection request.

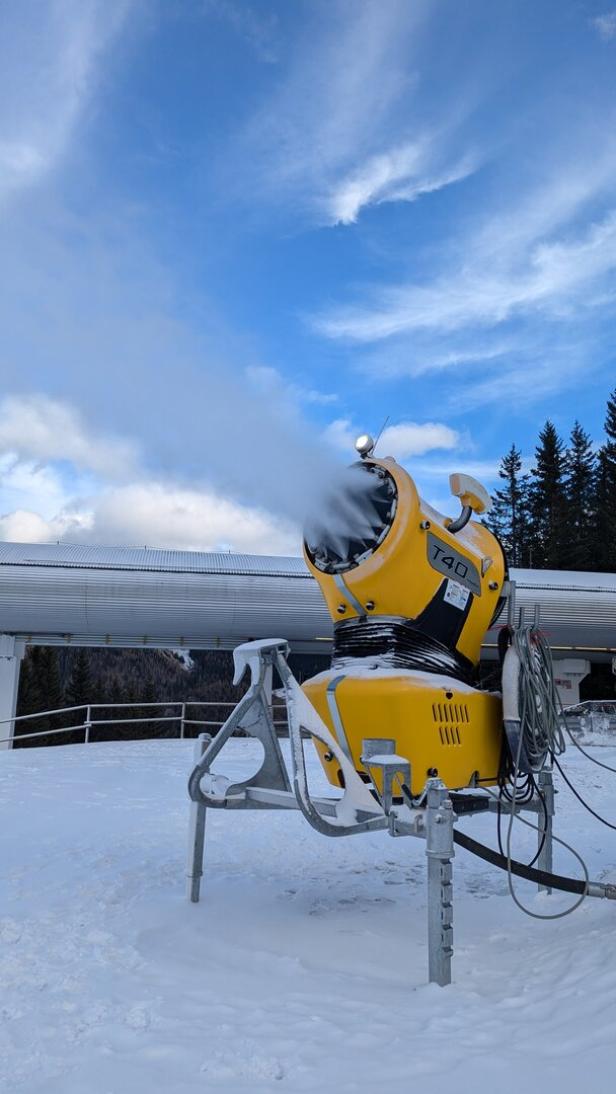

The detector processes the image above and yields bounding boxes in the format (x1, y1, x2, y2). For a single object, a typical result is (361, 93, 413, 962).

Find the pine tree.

(66, 647, 94, 710)
(487, 444, 531, 566)
(15, 647, 65, 744)
(595, 387, 616, 572)
(562, 422, 596, 571)
(529, 421, 567, 569)
(139, 676, 162, 738)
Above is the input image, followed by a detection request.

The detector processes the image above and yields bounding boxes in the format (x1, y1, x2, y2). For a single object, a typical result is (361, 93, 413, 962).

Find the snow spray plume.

(304, 463, 387, 567)
(0, 198, 362, 535)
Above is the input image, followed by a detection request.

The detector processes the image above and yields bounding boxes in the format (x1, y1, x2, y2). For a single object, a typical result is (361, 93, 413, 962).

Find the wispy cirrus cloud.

(0, 0, 132, 204)
(317, 211, 616, 341)
(328, 140, 477, 225)
(315, 151, 616, 342)
(310, 130, 616, 410)
(230, 0, 478, 224)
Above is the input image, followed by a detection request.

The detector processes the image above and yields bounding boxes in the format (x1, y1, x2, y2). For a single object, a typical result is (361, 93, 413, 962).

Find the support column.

(187, 733, 212, 903)
(426, 779, 455, 987)
(553, 658, 590, 708)
(537, 768, 555, 894)
(0, 635, 26, 750)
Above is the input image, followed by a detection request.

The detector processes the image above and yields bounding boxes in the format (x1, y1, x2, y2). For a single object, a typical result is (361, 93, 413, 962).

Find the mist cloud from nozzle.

(304, 463, 395, 570)
(0, 196, 354, 537)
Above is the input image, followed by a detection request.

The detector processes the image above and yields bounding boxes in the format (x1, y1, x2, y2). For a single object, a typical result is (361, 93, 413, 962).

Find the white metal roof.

(0, 542, 613, 656)
(0, 542, 308, 577)
(512, 568, 616, 594)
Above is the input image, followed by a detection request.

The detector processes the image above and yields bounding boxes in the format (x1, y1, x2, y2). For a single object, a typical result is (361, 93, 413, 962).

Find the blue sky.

(1, 0, 616, 553)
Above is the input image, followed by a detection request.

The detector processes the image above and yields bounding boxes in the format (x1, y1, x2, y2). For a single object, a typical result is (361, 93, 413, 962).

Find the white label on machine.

(444, 578, 470, 611)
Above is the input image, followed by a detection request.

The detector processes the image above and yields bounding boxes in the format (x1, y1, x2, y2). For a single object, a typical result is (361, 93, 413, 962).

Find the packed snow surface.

(2, 738, 616, 1093)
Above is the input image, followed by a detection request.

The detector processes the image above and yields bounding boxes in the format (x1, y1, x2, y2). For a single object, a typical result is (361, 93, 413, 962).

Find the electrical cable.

(500, 622, 588, 918)
(509, 623, 567, 770)
(552, 754, 616, 831)
(496, 778, 548, 869)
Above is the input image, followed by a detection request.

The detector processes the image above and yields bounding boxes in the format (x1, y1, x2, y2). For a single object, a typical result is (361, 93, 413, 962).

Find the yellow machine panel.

(303, 672, 502, 795)
(301, 448, 507, 794)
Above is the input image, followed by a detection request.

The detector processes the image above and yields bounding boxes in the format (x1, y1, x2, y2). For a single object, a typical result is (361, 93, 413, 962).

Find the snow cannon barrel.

(303, 451, 506, 679)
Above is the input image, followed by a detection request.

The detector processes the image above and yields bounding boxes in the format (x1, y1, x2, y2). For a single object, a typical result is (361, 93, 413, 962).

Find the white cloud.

(82, 482, 298, 554)
(0, 395, 139, 479)
(322, 418, 358, 454)
(327, 141, 477, 225)
(0, 507, 91, 544)
(379, 422, 459, 460)
(0, 481, 298, 555)
(0, 510, 60, 543)
(0, 1, 132, 203)
(592, 11, 616, 40)
(0, 451, 77, 518)
(323, 417, 459, 459)
(0, 394, 300, 555)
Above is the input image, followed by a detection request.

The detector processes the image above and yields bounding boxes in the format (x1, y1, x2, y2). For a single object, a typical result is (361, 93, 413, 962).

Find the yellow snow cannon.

(302, 435, 507, 796)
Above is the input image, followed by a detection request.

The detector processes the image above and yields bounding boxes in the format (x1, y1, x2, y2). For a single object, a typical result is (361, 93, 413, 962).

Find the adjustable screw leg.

(426, 779, 455, 986)
(537, 768, 555, 894)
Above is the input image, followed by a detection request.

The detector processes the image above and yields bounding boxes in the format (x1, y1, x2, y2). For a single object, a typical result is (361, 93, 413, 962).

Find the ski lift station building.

(0, 541, 615, 743)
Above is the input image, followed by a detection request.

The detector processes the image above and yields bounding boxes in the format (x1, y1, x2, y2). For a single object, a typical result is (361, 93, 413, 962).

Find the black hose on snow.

(453, 829, 586, 895)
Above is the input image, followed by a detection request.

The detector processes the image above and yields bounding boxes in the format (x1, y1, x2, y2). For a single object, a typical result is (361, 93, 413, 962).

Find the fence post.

(180, 702, 186, 739)
(84, 705, 92, 744)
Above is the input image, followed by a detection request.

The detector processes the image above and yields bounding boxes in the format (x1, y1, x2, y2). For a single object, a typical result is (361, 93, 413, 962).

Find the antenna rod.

(373, 415, 390, 455)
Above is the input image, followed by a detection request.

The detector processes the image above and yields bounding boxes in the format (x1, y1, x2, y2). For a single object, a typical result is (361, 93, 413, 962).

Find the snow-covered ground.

(2, 737, 616, 1093)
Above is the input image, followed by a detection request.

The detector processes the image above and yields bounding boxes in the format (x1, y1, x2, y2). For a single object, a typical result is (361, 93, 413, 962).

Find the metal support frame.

(186, 639, 555, 987)
(187, 733, 212, 903)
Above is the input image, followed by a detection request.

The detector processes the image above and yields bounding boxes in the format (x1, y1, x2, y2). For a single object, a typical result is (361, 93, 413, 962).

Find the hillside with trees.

(15, 646, 329, 746)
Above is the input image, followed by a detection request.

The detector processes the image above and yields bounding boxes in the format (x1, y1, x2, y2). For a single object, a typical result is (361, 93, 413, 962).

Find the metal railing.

(564, 699, 616, 716)
(0, 700, 289, 748)
(563, 700, 616, 737)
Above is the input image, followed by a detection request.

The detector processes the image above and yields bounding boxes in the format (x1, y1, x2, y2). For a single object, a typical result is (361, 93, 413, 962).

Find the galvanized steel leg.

(187, 734, 212, 903)
(426, 779, 455, 986)
(537, 768, 554, 894)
